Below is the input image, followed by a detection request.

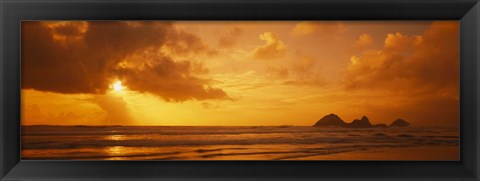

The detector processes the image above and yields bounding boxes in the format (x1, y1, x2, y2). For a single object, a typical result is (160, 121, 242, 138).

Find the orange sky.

(21, 21, 459, 127)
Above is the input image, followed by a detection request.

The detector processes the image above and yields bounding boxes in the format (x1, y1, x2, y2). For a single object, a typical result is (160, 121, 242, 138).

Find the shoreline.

(22, 145, 459, 161)
(291, 145, 459, 160)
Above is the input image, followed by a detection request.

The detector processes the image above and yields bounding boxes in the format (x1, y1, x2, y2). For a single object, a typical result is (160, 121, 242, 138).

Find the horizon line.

(21, 124, 458, 128)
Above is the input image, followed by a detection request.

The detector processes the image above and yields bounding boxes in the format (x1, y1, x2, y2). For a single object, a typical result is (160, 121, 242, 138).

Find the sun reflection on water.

(106, 146, 125, 155)
(105, 134, 126, 141)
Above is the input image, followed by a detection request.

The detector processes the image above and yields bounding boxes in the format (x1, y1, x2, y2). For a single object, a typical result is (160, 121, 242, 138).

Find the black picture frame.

(1, 0, 479, 180)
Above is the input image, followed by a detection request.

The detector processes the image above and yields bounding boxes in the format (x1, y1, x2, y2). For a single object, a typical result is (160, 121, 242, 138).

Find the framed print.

(1, 0, 479, 180)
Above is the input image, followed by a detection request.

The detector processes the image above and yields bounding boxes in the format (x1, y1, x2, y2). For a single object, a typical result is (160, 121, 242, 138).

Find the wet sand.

(295, 145, 459, 160)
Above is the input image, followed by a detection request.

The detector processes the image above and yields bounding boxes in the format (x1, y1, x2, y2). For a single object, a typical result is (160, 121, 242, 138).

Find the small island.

(313, 113, 410, 128)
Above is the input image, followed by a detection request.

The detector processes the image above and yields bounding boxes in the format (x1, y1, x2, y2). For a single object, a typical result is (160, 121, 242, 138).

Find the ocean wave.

(21, 126, 459, 160)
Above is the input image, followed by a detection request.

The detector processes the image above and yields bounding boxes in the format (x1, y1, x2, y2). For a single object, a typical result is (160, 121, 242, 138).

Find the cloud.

(344, 21, 459, 126)
(114, 51, 229, 102)
(21, 21, 226, 101)
(345, 22, 459, 95)
(291, 22, 316, 36)
(162, 28, 217, 57)
(291, 21, 346, 36)
(354, 33, 374, 49)
(218, 27, 243, 48)
(252, 32, 287, 59)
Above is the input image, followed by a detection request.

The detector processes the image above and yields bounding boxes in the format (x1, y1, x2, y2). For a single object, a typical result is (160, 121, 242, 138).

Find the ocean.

(21, 126, 459, 160)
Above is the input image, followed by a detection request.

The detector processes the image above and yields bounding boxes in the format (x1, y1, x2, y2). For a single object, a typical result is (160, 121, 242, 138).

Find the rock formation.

(347, 116, 372, 128)
(313, 114, 347, 127)
(313, 114, 410, 128)
(389, 119, 410, 127)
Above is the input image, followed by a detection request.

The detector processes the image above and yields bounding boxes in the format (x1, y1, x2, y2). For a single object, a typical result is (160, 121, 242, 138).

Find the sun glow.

(112, 81, 124, 92)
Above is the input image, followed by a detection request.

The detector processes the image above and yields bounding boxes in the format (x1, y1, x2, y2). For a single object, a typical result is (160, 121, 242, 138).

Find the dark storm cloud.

(115, 54, 229, 102)
(22, 21, 227, 101)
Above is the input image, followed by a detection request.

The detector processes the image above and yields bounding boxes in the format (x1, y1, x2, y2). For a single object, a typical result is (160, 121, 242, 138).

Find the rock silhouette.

(313, 114, 347, 127)
(313, 114, 410, 128)
(389, 119, 410, 127)
(348, 116, 372, 128)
